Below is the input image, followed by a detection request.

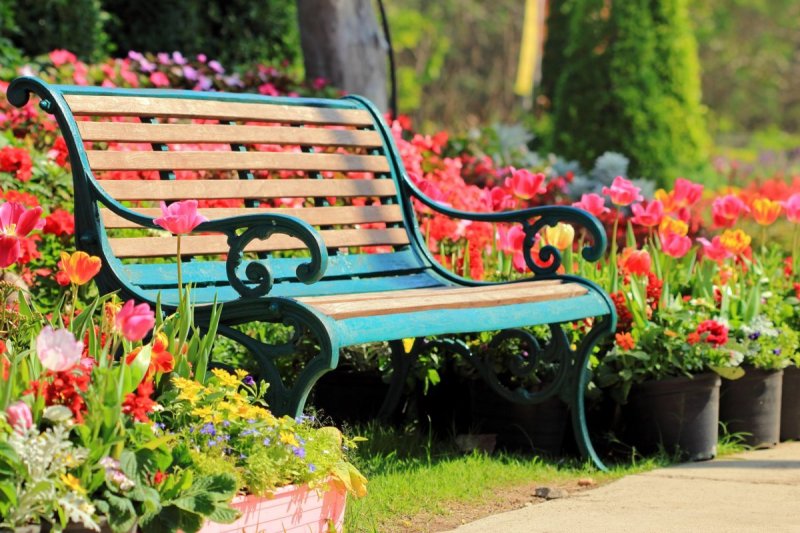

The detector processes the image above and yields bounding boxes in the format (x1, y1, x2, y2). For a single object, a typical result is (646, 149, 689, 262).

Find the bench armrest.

(404, 177, 607, 276)
(197, 214, 328, 298)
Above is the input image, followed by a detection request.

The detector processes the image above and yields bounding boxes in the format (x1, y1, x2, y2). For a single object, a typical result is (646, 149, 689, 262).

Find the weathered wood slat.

(77, 122, 384, 147)
(98, 179, 398, 201)
(65, 94, 374, 126)
(305, 282, 588, 319)
(109, 228, 410, 258)
(101, 205, 404, 229)
(296, 279, 564, 305)
(86, 150, 391, 172)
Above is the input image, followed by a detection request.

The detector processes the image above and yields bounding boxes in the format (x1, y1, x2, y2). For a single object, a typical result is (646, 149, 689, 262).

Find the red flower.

(611, 291, 633, 333)
(122, 380, 156, 422)
(47, 136, 69, 167)
(620, 247, 651, 276)
(615, 332, 636, 351)
(696, 320, 728, 347)
(794, 283, 800, 299)
(27, 366, 91, 422)
(43, 209, 75, 236)
(0, 146, 33, 182)
(687, 332, 701, 345)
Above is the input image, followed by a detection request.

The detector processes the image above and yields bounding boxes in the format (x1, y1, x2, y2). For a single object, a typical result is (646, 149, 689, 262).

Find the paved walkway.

(450, 442, 800, 533)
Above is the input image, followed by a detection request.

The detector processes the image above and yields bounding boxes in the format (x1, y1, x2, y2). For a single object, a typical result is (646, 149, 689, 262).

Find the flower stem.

(793, 225, 799, 277)
(177, 234, 183, 306)
(70, 283, 79, 323)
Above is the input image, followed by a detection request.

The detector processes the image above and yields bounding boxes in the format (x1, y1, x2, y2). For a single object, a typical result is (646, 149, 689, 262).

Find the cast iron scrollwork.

(201, 214, 328, 299)
(469, 324, 573, 405)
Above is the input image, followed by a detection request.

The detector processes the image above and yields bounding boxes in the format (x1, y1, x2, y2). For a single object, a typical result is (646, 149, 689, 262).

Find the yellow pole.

(514, 0, 541, 98)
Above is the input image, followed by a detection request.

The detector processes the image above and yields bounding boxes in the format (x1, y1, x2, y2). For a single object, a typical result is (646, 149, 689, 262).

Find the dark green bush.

(549, 0, 710, 184)
(2, 0, 112, 61)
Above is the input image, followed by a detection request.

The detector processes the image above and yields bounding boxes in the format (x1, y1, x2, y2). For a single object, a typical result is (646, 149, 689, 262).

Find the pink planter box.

(199, 481, 347, 533)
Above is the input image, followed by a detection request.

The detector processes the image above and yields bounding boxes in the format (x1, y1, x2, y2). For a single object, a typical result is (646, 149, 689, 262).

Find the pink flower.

(602, 176, 643, 207)
(711, 195, 749, 228)
(661, 232, 692, 258)
(497, 225, 527, 272)
(504, 168, 546, 200)
(6, 401, 32, 433)
(49, 49, 77, 67)
(487, 187, 515, 211)
(0, 202, 43, 268)
(36, 326, 83, 372)
(783, 193, 800, 224)
(115, 300, 155, 342)
(630, 200, 664, 227)
(572, 193, 610, 217)
(672, 178, 704, 208)
(697, 236, 733, 264)
(154, 200, 208, 235)
(149, 71, 170, 87)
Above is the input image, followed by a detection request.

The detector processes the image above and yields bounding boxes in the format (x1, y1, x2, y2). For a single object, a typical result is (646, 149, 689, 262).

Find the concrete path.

(450, 442, 800, 533)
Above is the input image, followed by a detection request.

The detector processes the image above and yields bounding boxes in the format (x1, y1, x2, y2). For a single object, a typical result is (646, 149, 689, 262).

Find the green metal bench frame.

(8, 76, 617, 469)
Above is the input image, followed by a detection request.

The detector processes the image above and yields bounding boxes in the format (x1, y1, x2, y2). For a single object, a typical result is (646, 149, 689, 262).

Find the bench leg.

(567, 316, 614, 471)
(377, 339, 417, 419)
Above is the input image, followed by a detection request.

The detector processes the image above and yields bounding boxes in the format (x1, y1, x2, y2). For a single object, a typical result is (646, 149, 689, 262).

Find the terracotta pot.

(720, 367, 783, 448)
(199, 481, 347, 533)
(626, 373, 721, 461)
(780, 365, 800, 441)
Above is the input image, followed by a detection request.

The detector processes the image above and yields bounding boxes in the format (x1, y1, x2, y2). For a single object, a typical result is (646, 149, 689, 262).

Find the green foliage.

(103, 0, 299, 66)
(550, 0, 711, 184)
(3, 0, 112, 61)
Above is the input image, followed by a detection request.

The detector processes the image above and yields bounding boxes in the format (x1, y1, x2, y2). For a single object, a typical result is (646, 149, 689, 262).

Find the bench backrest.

(8, 78, 439, 305)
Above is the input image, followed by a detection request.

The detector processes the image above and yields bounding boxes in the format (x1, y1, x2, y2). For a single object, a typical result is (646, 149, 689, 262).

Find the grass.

(342, 423, 670, 532)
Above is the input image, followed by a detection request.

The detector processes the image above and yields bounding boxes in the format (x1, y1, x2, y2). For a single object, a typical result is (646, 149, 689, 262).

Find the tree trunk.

(297, 0, 388, 111)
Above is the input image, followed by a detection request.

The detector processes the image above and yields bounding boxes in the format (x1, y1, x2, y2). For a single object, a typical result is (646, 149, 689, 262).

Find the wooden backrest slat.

(77, 122, 384, 148)
(86, 150, 391, 172)
(65, 94, 374, 126)
(98, 178, 398, 201)
(109, 228, 410, 258)
(101, 205, 404, 229)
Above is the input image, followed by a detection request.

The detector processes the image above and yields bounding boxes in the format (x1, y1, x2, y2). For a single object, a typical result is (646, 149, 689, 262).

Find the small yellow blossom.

(61, 473, 86, 495)
(280, 432, 299, 447)
(235, 368, 249, 380)
(211, 368, 241, 388)
(719, 229, 751, 255)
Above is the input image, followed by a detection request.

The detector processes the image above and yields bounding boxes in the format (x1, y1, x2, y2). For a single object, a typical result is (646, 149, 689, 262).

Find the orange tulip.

(719, 229, 752, 255)
(59, 251, 101, 286)
(751, 198, 782, 226)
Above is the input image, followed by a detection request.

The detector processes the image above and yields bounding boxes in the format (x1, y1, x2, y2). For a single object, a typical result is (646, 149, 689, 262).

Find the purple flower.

(240, 428, 259, 437)
(128, 51, 143, 61)
(293, 446, 306, 459)
(200, 423, 216, 436)
(262, 438, 271, 446)
(308, 464, 316, 473)
(172, 51, 187, 65)
(208, 60, 224, 74)
(773, 348, 782, 355)
(182, 65, 198, 81)
(157, 52, 171, 65)
(222, 420, 231, 427)
(748, 331, 761, 341)
(197, 76, 213, 91)
(243, 375, 256, 386)
(208, 439, 218, 447)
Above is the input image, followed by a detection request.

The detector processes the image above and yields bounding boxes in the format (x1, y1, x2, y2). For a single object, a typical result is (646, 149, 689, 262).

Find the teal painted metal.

(7, 76, 617, 469)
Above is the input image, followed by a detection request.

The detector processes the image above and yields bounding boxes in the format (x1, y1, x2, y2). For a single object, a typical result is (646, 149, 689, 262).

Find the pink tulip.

(497, 225, 525, 254)
(672, 178, 704, 208)
(504, 168, 546, 200)
(711, 195, 749, 228)
(697, 236, 733, 264)
(572, 193, 610, 217)
(36, 326, 83, 372)
(154, 200, 208, 235)
(661, 231, 692, 258)
(602, 176, 643, 207)
(6, 401, 32, 433)
(0, 202, 44, 268)
(631, 200, 664, 227)
(783, 193, 800, 224)
(115, 300, 156, 342)
(487, 187, 515, 211)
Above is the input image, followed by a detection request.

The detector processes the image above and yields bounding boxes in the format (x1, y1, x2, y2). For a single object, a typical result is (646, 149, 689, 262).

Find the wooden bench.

(8, 76, 617, 468)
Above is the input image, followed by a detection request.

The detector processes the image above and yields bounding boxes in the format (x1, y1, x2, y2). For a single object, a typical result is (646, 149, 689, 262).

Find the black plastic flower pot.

(720, 367, 783, 448)
(627, 372, 721, 461)
(780, 365, 800, 441)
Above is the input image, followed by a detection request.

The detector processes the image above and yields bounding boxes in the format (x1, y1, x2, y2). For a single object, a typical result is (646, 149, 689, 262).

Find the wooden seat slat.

(101, 205, 404, 229)
(86, 150, 391, 172)
(65, 94, 375, 126)
(108, 228, 410, 258)
(295, 279, 565, 305)
(305, 282, 589, 320)
(77, 122, 384, 148)
(97, 178, 398, 201)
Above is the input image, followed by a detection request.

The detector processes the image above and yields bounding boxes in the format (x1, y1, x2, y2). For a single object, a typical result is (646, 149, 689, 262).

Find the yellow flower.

(719, 229, 751, 255)
(235, 368, 249, 380)
(191, 406, 219, 423)
(280, 432, 299, 447)
(543, 223, 575, 251)
(658, 216, 688, 238)
(61, 473, 86, 495)
(174, 377, 205, 405)
(752, 197, 781, 226)
(211, 368, 240, 388)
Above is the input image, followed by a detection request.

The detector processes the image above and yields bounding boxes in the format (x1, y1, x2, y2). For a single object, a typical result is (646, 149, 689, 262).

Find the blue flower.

(262, 438, 271, 446)
(774, 348, 782, 355)
(222, 420, 231, 427)
(208, 439, 218, 447)
(293, 446, 306, 459)
(241, 428, 260, 437)
(243, 375, 256, 386)
(308, 464, 316, 473)
(200, 423, 216, 436)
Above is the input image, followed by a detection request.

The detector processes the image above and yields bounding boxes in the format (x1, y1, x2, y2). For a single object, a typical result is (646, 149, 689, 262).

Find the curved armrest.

(403, 176, 607, 276)
(197, 214, 329, 298)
